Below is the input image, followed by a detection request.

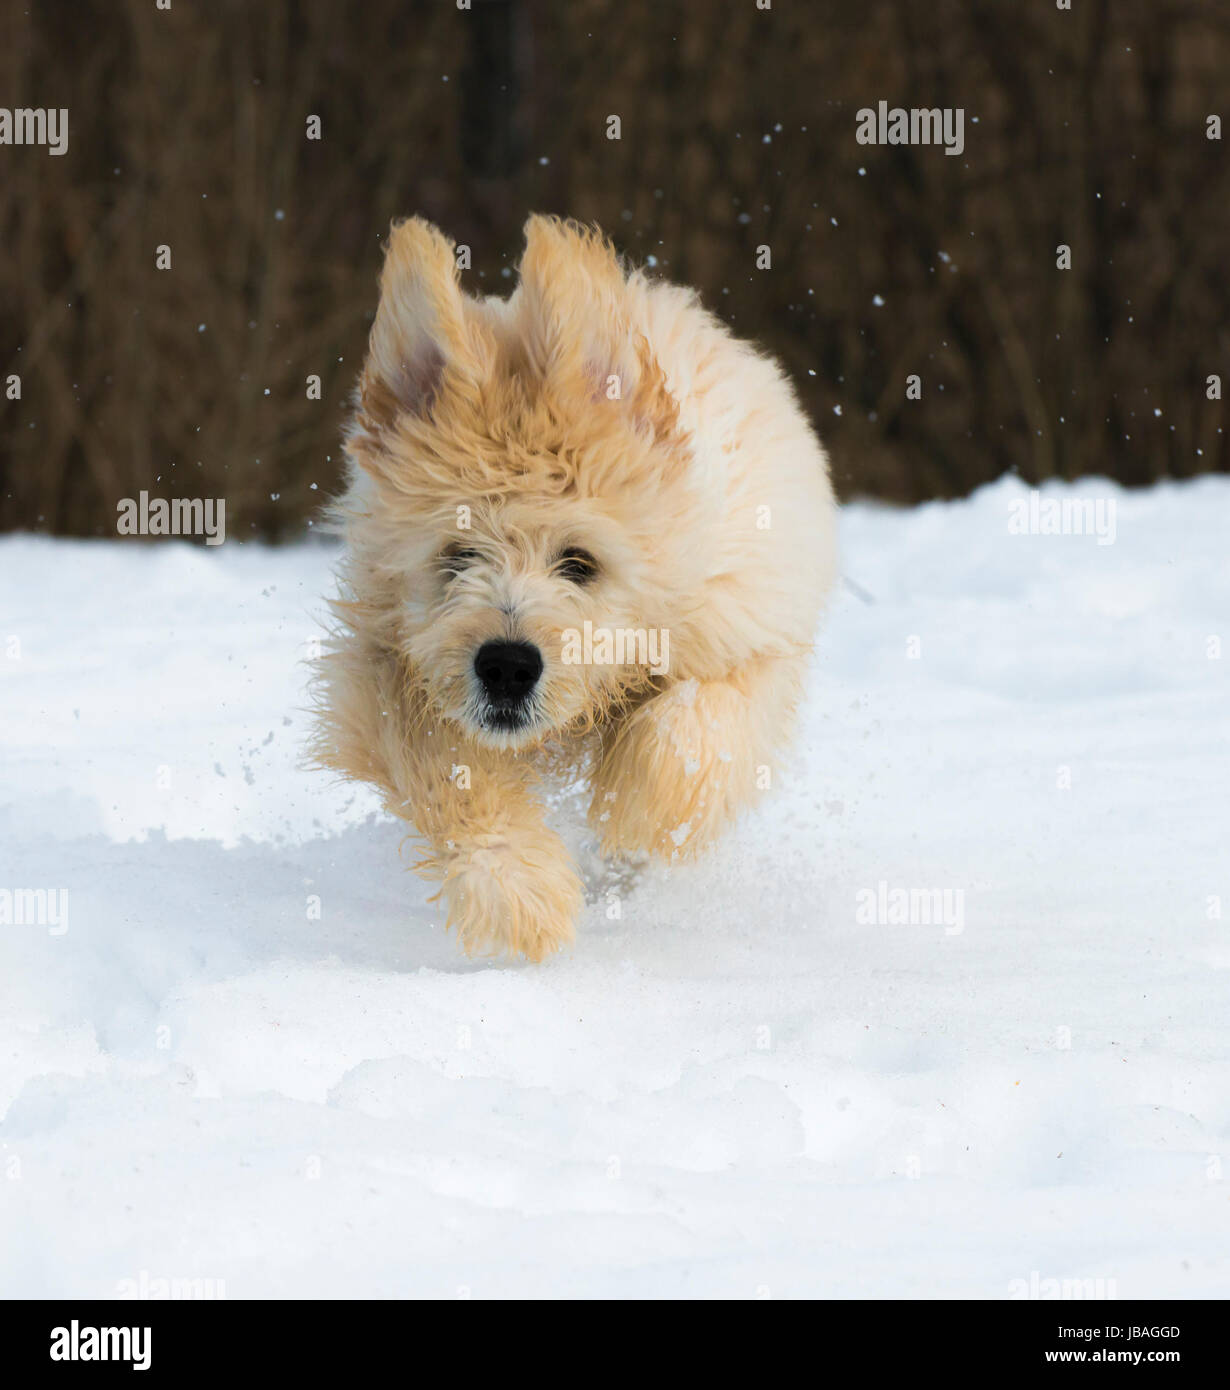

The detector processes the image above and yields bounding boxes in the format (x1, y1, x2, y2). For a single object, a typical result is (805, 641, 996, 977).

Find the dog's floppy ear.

(359, 218, 486, 431)
(516, 215, 678, 440)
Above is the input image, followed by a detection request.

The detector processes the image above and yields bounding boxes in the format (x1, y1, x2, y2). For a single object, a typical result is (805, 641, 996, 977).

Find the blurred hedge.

(1, 0, 1227, 538)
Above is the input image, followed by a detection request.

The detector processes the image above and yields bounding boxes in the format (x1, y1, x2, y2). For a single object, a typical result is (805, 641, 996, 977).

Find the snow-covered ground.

(2, 474, 1228, 1299)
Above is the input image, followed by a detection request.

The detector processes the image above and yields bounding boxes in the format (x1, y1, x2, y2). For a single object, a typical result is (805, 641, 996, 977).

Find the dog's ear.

(359, 218, 486, 432)
(516, 215, 678, 441)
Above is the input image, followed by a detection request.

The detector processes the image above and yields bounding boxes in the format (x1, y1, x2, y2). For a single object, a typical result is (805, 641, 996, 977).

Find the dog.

(312, 215, 836, 960)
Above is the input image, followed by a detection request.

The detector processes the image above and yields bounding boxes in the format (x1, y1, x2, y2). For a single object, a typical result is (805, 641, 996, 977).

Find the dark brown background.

(1, 0, 1226, 539)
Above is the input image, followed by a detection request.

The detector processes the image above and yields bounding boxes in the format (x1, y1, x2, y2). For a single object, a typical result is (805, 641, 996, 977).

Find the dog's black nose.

(474, 640, 543, 705)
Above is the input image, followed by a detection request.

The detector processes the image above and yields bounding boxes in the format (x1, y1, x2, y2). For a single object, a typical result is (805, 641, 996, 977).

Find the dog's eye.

(440, 545, 480, 577)
(555, 547, 598, 585)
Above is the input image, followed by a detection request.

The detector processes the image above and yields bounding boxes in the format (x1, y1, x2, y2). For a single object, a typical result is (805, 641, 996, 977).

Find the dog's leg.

(590, 656, 806, 859)
(314, 651, 580, 960)
(409, 736, 583, 962)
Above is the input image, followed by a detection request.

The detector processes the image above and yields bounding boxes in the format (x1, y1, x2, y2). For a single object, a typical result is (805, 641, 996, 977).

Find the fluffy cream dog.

(312, 215, 836, 960)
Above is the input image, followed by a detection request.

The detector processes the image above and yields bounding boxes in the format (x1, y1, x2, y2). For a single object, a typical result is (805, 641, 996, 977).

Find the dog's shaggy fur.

(311, 215, 836, 960)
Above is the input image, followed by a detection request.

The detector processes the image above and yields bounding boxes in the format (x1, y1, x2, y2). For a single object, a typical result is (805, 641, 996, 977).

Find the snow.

(2, 473, 1228, 1299)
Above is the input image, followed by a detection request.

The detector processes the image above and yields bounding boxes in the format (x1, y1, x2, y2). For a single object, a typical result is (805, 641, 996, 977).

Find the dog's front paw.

(437, 827, 582, 962)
